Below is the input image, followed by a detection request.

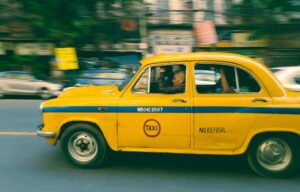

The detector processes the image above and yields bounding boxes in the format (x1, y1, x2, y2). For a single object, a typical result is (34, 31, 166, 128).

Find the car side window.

(1, 74, 12, 79)
(132, 64, 186, 94)
(194, 64, 260, 94)
(17, 74, 35, 81)
(8, 74, 17, 79)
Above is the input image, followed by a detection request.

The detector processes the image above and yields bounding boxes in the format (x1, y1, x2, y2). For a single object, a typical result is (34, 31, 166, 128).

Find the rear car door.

(192, 62, 272, 150)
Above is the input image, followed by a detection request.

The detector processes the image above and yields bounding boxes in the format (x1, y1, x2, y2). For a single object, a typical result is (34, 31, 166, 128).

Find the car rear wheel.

(39, 88, 52, 100)
(61, 123, 108, 168)
(247, 135, 300, 178)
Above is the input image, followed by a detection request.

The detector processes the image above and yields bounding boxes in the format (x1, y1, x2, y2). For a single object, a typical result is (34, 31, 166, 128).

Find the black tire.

(61, 123, 109, 168)
(247, 135, 300, 178)
(39, 88, 52, 100)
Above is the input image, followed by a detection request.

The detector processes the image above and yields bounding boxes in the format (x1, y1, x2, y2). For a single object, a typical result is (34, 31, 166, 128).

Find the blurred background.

(0, 0, 300, 96)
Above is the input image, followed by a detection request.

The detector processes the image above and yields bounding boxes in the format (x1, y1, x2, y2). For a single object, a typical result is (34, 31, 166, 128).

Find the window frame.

(130, 63, 188, 95)
(193, 61, 264, 95)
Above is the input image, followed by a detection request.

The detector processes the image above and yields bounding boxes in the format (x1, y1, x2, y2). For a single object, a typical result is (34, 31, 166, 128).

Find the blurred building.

(0, 0, 54, 75)
(0, 0, 143, 75)
(144, 0, 300, 66)
(1, 0, 299, 76)
(76, 1, 143, 70)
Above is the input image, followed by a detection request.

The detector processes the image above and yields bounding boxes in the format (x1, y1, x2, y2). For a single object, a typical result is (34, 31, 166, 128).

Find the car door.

(118, 63, 192, 149)
(12, 74, 36, 94)
(0, 73, 13, 92)
(192, 62, 272, 150)
(3, 73, 23, 93)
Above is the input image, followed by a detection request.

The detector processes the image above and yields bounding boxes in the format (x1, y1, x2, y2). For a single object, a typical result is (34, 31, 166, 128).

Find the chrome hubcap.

(68, 132, 98, 163)
(256, 138, 292, 171)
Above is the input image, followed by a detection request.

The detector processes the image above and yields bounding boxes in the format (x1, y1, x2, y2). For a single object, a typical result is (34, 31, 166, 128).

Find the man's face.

(172, 73, 184, 86)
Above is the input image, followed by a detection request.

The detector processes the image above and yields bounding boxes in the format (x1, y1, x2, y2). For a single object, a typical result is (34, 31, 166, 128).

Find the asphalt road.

(0, 99, 299, 192)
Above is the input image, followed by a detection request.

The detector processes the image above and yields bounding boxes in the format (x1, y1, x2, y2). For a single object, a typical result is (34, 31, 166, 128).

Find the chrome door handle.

(172, 99, 187, 103)
(252, 98, 268, 103)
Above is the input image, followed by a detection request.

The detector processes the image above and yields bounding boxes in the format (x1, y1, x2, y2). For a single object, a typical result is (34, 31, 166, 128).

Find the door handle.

(172, 99, 187, 103)
(252, 98, 268, 103)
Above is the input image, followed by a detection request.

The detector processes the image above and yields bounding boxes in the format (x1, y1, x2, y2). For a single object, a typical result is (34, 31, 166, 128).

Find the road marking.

(0, 132, 37, 136)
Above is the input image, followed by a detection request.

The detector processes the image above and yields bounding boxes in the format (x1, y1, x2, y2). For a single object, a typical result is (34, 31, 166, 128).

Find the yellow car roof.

(140, 52, 286, 97)
(140, 52, 253, 65)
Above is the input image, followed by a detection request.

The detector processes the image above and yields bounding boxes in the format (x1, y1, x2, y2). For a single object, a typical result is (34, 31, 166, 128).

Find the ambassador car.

(271, 66, 300, 92)
(75, 69, 128, 86)
(37, 52, 300, 178)
(0, 71, 62, 99)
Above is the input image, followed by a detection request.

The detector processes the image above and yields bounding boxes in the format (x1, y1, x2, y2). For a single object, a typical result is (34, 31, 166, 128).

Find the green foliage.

(228, 0, 300, 37)
(14, 0, 138, 47)
(230, 0, 298, 23)
(0, 54, 49, 79)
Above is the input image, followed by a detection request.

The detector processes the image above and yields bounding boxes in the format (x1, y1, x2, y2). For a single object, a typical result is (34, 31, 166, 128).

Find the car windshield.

(119, 64, 141, 91)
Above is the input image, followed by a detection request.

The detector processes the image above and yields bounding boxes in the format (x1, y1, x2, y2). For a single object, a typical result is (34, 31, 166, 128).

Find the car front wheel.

(0, 89, 4, 98)
(247, 135, 300, 178)
(61, 123, 108, 168)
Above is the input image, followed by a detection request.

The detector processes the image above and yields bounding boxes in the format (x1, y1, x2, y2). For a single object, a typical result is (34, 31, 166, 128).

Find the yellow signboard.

(55, 48, 79, 70)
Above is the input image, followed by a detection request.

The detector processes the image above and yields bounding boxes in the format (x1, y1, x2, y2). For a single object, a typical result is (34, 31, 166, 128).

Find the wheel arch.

(235, 131, 300, 155)
(58, 120, 114, 151)
(245, 131, 300, 178)
(247, 132, 300, 151)
(38, 87, 49, 92)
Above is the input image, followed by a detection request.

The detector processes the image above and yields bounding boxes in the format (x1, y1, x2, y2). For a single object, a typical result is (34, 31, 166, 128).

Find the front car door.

(118, 63, 192, 150)
(192, 62, 272, 151)
(0, 73, 14, 92)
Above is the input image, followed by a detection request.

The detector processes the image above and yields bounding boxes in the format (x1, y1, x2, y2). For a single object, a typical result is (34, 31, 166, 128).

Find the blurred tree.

(14, 0, 140, 47)
(228, 0, 300, 38)
(0, 53, 50, 79)
(0, 0, 29, 38)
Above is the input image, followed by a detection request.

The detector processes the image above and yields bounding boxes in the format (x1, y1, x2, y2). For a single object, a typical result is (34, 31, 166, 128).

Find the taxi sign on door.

(55, 48, 79, 70)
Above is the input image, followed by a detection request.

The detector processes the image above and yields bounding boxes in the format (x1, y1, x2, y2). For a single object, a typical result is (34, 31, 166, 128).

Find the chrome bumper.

(36, 130, 56, 138)
(36, 124, 56, 138)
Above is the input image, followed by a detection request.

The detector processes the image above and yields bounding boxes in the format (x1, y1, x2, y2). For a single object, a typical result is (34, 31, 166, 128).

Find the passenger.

(158, 70, 185, 94)
(220, 68, 235, 93)
(158, 66, 173, 87)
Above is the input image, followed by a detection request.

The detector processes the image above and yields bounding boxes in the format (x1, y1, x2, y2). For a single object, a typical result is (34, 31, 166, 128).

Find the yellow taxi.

(37, 52, 300, 178)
